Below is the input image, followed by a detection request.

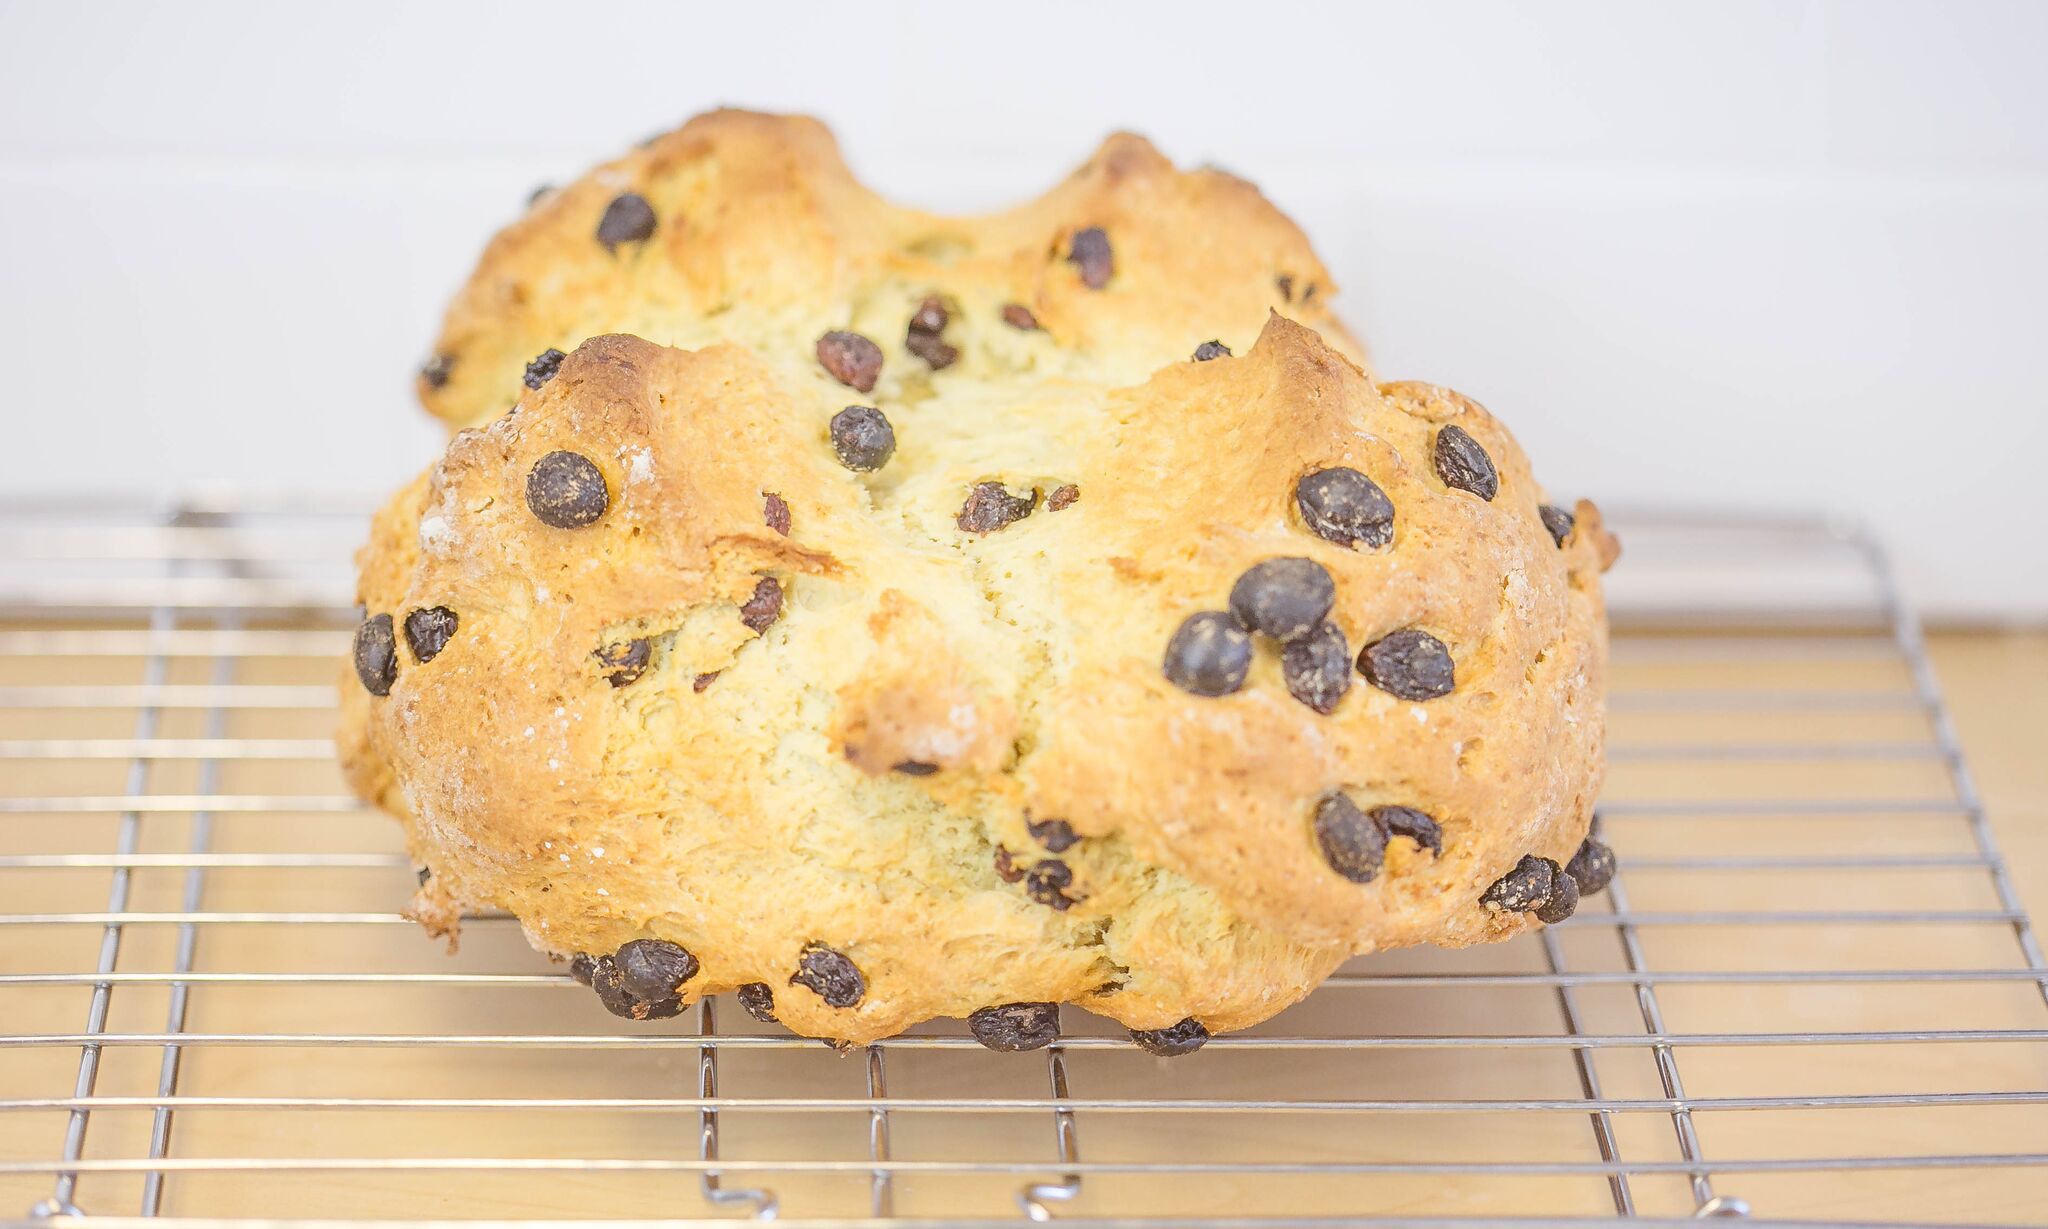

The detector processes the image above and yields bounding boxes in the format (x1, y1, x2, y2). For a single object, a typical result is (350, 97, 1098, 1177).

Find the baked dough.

(340, 110, 1618, 1050)
(412, 108, 1366, 431)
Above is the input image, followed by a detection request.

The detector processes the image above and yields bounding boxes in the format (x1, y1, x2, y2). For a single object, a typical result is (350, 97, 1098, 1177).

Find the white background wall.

(0, 0, 2042, 619)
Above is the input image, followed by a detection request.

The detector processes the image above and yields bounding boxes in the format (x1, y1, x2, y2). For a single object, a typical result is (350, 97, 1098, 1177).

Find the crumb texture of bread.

(341, 110, 1615, 1045)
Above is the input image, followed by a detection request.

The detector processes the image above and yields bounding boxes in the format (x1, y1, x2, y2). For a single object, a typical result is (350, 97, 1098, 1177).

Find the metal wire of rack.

(0, 493, 2045, 1226)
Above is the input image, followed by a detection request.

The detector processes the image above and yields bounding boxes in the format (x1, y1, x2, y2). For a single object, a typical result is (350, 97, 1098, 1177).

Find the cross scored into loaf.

(339, 109, 1619, 1052)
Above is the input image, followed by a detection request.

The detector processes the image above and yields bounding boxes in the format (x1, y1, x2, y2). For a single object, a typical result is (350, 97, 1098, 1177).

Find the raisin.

(968, 1002, 1062, 1052)
(1067, 226, 1113, 288)
(1028, 818, 1078, 853)
(1433, 425, 1499, 501)
(829, 405, 895, 471)
(957, 482, 1039, 533)
(892, 760, 939, 776)
(352, 614, 397, 696)
(586, 951, 684, 1021)
(1295, 467, 1394, 549)
(816, 330, 883, 393)
(592, 978, 661, 1020)
(762, 491, 791, 535)
(1282, 621, 1351, 714)
(993, 846, 1025, 883)
(740, 576, 784, 633)
(1048, 484, 1080, 511)
(1374, 805, 1444, 857)
(1192, 340, 1231, 362)
(736, 982, 778, 1024)
(1482, 855, 1565, 916)
(692, 671, 720, 693)
(908, 296, 949, 335)
(905, 297, 958, 370)
(1358, 629, 1455, 701)
(595, 192, 657, 251)
(594, 639, 651, 687)
(526, 450, 609, 528)
(402, 606, 458, 664)
(1001, 303, 1041, 330)
(1162, 611, 1252, 697)
(568, 953, 597, 985)
(1565, 836, 1616, 896)
(1024, 859, 1077, 911)
(415, 865, 431, 886)
(1228, 557, 1336, 641)
(419, 354, 453, 390)
(586, 956, 626, 1005)
(522, 347, 566, 390)
(1312, 792, 1387, 884)
(790, 943, 865, 1008)
(906, 331, 958, 369)
(616, 938, 699, 1000)
(1129, 1017, 1209, 1057)
(1539, 504, 1575, 547)
(1276, 274, 1295, 301)
(1536, 868, 1580, 923)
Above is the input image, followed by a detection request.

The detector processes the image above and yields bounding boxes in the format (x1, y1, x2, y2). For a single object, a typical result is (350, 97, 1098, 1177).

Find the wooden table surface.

(2, 629, 2044, 1223)
(1930, 632, 2048, 938)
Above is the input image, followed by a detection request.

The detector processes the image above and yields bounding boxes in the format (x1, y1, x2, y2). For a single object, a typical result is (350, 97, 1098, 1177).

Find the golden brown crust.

(343, 111, 1611, 1045)
(415, 109, 1363, 430)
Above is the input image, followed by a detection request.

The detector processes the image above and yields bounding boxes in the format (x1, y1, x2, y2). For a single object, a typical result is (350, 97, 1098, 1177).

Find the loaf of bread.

(339, 110, 1619, 1052)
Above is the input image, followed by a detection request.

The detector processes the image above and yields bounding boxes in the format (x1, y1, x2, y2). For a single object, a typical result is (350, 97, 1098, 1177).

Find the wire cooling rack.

(1, 492, 2045, 1227)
